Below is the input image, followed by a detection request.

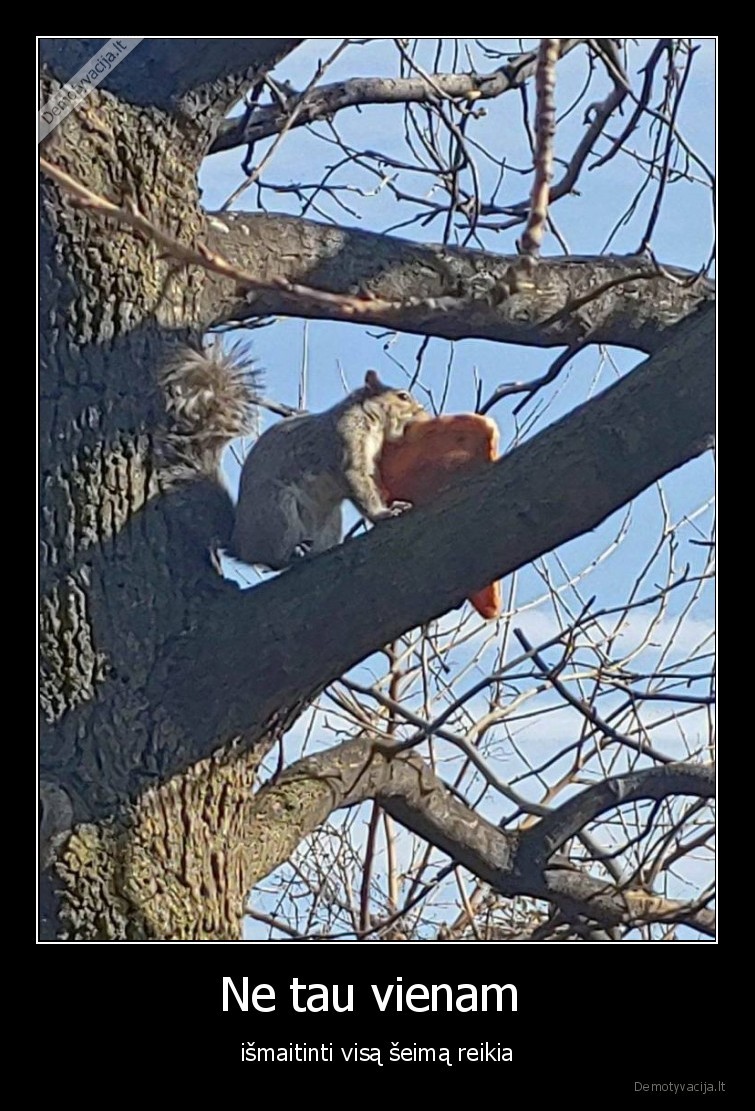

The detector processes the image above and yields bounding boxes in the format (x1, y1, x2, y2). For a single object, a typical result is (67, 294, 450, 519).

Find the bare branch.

(245, 736, 714, 936)
(540, 867, 715, 936)
(521, 762, 715, 860)
(43, 157, 710, 353)
(210, 40, 586, 155)
(513, 627, 676, 764)
(590, 39, 671, 171)
(519, 39, 560, 257)
(221, 40, 352, 210)
(201, 213, 712, 353)
(479, 343, 584, 414)
(636, 44, 696, 253)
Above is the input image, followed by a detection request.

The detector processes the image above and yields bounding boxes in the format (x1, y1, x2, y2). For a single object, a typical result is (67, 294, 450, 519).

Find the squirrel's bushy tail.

(161, 341, 262, 474)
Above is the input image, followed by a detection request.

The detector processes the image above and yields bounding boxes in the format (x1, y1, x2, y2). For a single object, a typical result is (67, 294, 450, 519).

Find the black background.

(41, 941, 728, 1090)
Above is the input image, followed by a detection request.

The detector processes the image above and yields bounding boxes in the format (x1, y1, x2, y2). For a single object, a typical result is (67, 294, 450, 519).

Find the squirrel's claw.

(291, 540, 314, 560)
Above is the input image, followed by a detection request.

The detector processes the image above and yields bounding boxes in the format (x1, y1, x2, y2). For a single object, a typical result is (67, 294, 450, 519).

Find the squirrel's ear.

(364, 370, 383, 393)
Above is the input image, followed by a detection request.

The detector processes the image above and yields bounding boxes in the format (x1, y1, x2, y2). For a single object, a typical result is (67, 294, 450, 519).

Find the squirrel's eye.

(397, 391, 410, 401)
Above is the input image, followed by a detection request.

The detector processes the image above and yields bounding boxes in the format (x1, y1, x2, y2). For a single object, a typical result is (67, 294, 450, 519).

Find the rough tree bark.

(39, 39, 714, 941)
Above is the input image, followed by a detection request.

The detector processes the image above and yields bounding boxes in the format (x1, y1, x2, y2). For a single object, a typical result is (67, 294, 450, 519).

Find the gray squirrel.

(162, 343, 426, 570)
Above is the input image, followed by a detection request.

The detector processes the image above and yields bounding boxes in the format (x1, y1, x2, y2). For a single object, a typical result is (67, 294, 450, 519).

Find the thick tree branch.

(200, 213, 712, 352)
(540, 868, 714, 937)
(41, 152, 711, 352)
(519, 762, 715, 862)
(42, 161, 706, 355)
(40, 38, 301, 127)
(244, 737, 516, 893)
(210, 40, 585, 154)
(244, 737, 714, 936)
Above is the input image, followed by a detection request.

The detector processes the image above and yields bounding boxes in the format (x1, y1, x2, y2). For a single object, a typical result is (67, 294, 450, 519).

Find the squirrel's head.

(362, 370, 427, 442)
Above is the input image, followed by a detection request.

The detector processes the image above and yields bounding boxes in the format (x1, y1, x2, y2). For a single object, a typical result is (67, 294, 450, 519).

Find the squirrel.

(161, 343, 426, 570)
(232, 368, 426, 570)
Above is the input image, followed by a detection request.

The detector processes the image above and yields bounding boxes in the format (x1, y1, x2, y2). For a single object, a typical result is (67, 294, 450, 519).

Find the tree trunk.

(39, 60, 275, 938)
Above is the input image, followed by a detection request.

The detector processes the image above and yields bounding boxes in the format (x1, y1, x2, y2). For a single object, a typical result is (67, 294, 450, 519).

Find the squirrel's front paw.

(375, 500, 413, 521)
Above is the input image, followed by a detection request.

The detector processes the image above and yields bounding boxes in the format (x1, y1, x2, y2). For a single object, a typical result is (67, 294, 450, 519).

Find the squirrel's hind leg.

(288, 501, 342, 564)
(308, 505, 342, 555)
(231, 484, 309, 571)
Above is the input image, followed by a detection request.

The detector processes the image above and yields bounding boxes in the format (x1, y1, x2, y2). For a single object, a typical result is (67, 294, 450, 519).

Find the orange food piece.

(378, 414, 502, 619)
